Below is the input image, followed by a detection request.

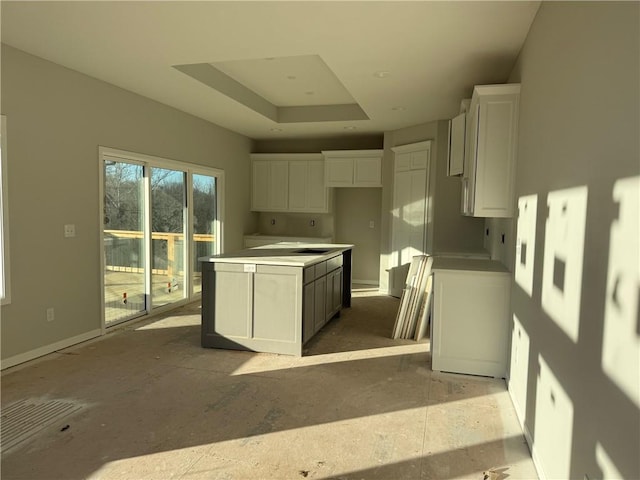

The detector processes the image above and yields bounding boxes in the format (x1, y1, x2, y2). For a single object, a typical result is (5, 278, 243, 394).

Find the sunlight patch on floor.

(230, 343, 429, 377)
(134, 314, 201, 331)
(89, 408, 428, 480)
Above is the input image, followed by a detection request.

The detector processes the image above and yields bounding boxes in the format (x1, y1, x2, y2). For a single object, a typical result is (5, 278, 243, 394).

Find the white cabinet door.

(288, 160, 328, 213)
(462, 84, 519, 217)
(252, 161, 269, 211)
(448, 112, 465, 176)
(353, 157, 382, 187)
(306, 159, 327, 211)
(473, 96, 517, 216)
(390, 141, 431, 267)
(268, 160, 289, 211)
(432, 266, 510, 377)
(288, 161, 307, 211)
(392, 169, 428, 266)
(325, 158, 354, 186)
(252, 159, 288, 212)
(323, 150, 383, 187)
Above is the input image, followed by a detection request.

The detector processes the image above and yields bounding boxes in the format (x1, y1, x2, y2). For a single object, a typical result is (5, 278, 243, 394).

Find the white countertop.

(200, 242, 354, 267)
(432, 257, 509, 273)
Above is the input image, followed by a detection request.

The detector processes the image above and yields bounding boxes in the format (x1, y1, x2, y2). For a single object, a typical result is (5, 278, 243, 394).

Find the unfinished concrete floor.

(1, 287, 537, 480)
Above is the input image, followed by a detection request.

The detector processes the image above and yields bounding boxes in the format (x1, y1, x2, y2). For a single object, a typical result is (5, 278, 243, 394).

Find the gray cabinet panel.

(314, 276, 326, 333)
(201, 248, 352, 355)
(254, 267, 300, 343)
(213, 270, 252, 337)
(303, 283, 315, 343)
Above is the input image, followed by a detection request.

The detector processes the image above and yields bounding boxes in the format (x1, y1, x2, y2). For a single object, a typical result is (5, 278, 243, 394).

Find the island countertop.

(199, 242, 354, 267)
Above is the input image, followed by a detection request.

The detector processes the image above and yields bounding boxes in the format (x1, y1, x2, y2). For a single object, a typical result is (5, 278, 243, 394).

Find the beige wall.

(334, 188, 381, 283)
(0, 45, 254, 365)
(507, 3, 639, 479)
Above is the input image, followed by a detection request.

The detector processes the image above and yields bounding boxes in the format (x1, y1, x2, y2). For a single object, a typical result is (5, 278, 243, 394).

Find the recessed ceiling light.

(392, 106, 406, 111)
(373, 71, 390, 78)
(344, 126, 357, 131)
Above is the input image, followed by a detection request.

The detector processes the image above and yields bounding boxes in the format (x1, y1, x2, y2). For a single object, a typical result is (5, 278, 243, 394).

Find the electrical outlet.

(64, 224, 76, 238)
(369, 220, 375, 229)
(46, 308, 55, 322)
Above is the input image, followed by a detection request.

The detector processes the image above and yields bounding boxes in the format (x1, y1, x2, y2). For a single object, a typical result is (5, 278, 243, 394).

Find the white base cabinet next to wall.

(431, 257, 510, 378)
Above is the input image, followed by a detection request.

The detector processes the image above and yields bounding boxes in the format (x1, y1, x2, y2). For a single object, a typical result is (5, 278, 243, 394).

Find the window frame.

(1, 115, 11, 305)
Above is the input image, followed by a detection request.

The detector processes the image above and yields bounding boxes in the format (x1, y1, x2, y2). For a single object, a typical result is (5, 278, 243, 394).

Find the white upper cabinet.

(251, 153, 329, 213)
(448, 112, 466, 176)
(322, 150, 383, 187)
(251, 157, 289, 212)
(288, 158, 328, 213)
(461, 84, 520, 218)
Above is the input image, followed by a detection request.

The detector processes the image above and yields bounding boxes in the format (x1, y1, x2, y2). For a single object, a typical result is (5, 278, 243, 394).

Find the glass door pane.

(192, 173, 218, 294)
(151, 167, 186, 307)
(103, 160, 146, 324)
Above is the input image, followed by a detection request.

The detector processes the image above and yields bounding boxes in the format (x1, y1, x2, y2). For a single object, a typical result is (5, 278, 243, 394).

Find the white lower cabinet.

(431, 257, 510, 378)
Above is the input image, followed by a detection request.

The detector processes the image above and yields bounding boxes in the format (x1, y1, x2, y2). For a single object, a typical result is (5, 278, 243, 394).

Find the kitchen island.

(200, 243, 353, 355)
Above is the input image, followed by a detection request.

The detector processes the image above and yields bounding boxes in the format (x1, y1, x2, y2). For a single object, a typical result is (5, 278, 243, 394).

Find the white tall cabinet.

(389, 141, 432, 297)
(461, 84, 520, 217)
(390, 141, 432, 264)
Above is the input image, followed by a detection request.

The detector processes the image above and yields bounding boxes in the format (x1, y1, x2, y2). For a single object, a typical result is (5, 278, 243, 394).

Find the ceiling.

(1, 1, 540, 140)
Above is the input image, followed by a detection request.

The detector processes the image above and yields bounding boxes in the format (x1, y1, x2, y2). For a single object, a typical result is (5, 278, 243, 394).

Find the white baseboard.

(508, 382, 546, 480)
(352, 279, 378, 286)
(1, 329, 102, 370)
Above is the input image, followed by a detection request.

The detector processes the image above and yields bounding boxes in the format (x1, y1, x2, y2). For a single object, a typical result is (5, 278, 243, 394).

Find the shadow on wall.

(508, 176, 640, 479)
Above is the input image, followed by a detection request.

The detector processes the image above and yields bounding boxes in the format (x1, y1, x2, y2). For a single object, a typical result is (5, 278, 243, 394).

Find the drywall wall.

(432, 120, 486, 255)
(379, 121, 485, 292)
(255, 212, 335, 240)
(0, 45, 253, 366)
(334, 188, 381, 283)
(506, 3, 639, 479)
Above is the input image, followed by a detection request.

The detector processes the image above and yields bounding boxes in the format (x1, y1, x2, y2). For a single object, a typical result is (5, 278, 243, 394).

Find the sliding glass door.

(151, 167, 186, 307)
(101, 149, 223, 327)
(192, 173, 218, 294)
(103, 160, 146, 324)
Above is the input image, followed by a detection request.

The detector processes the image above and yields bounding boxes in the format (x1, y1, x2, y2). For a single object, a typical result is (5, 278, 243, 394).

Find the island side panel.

(201, 262, 253, 350)
(253, 265, 303, 355)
